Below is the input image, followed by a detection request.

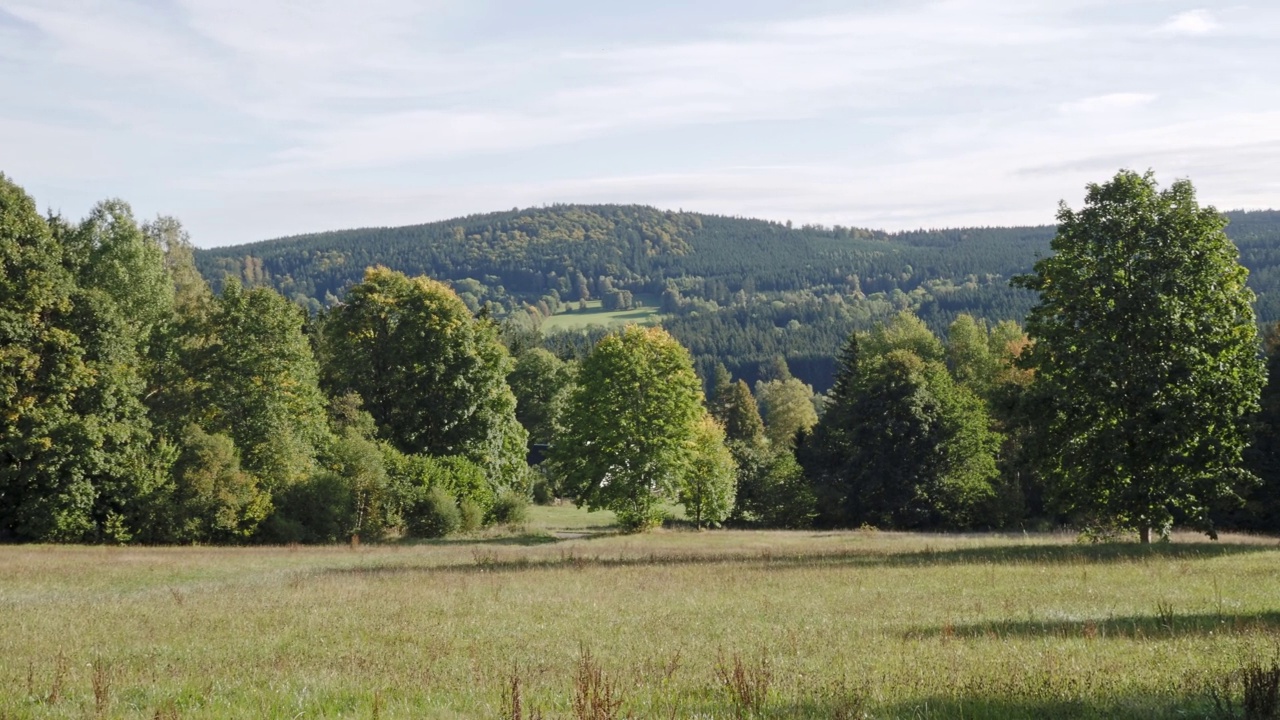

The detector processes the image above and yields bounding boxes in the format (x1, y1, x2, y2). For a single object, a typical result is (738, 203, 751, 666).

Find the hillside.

(195, 205, 1280, 390)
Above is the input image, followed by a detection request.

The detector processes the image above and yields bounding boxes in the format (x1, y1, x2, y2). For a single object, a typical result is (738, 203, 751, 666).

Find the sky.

(1, 0, 1278, 248)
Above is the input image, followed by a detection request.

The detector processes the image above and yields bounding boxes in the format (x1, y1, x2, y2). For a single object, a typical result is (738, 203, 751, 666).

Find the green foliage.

(531, 473, 556, 505)
(803, 315, 1002, 529)
(507, 347, 575, 445)
(257, 428, 393, 544)
(263, 472, 356, 544)
(679, 416, 738, 528)
(864, 310, 947, 364)
(1239, 325, 1280, 530)
(459, 498, 484, 533)
(947, 314, 998, 397)
(0, 176, 95, 541)
(403, 485, 461, 539)
(145, 215, 212, 314)
(1015, 171, 1265, 540)
(750, 450, 818, 529)
(551, 325, 706, 531)
(0, 178, 165, 542)
(323, 267, 528, 488)
(7, 168, 1280, 543)
(326, 428, 392, 540)
(384, 450, 495, 517)
(192, 280, 331, 490)
(198, 205, 700, 301)
(166, 425, 271, 543)
(196, 204, 1063, 391)
(196, 202, 1280, 396)
(65, 199, 174, 348)
(712, 379, 766, 445)
(489, 488, 531, 526)
(755, 377, 819, 448)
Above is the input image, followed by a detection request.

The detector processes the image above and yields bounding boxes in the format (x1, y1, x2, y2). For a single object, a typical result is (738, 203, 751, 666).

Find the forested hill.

(194, 205, 1280, 391)
(194, 204, 1052, 313)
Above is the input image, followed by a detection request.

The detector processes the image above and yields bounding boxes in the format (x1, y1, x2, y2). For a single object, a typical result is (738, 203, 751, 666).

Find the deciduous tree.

(755, 377, 819, 448)
(323, 267, 528, 488)
(1014, 171, 1264, 542)
(679, 416, 737, 528)
(507, 347, 574, 445)
(551, 325, 704, 530)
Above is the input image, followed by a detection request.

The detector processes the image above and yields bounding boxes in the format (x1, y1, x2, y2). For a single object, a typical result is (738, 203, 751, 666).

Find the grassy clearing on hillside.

(540, 299, 662, 332)
(1, 528, 1279, 719)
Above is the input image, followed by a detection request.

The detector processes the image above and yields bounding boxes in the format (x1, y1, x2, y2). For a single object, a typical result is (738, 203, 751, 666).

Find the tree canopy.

(801, 315, 1001, 529)
(322, 267, 528, 488)
(1015, 170, 1264, 541)
(550, 325, 706, 530)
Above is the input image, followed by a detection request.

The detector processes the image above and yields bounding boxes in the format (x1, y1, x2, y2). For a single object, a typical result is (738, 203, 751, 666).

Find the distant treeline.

(194, 205, 1280, 392)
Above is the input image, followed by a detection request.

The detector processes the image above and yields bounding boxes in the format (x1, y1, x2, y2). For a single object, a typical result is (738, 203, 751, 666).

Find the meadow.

(539, 299, 662, 332)
(2, 507, 1279, 719)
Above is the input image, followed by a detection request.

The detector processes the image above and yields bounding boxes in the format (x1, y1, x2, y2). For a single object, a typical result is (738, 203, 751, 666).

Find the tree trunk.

(1139, 526, 1151, 544)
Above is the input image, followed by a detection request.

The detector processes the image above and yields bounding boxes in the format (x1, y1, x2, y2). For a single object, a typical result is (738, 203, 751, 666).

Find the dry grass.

(1, 518, 1278, 718)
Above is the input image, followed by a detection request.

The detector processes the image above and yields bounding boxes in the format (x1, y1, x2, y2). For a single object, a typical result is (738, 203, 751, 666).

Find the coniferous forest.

(4, 169, 1280, 543)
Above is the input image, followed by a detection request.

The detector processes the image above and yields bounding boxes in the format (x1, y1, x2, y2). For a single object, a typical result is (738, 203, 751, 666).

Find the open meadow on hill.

(2, 510, 1279, 719)
(537, 298, 662, 333)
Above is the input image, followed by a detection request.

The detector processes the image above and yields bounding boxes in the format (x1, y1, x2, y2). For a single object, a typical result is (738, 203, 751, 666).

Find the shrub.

(405, 486, 461, 538)
(459, 498, 484, 533)
(261, 472, 355, 544)
(532, 474, 556, 505)
(490, 489, 531, 526)
(384, 449, 496, 520)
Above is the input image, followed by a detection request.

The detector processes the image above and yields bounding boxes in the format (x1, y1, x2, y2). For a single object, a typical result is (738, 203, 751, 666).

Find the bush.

(459, 498, 484, 533)
(260, 472, 355, 544)
(531, 474, 556, 505)
(489, 489, 531, 525)
(404, 486, 461, 538)
(731, 445, 816, 529)
(384, 449, 496, 519)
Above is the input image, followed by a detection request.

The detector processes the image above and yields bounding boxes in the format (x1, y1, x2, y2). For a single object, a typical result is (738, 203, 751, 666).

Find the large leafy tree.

(164, 425, 271, 543)
(0, 174, 94, 540)
(0, 179, 167, 541)
(755, 377, 819, 448)
(801, 314, 1001, 529)
(1015, 170, 1264, 542)
(551, 325, 705, 530)
(63, 200, 174, 351)
(507, 347, 575, 445)
(833, 350, 998, 529)
(194, 280, 332, 491)
(322, 267, 527, 488)
(946, 314, 998, 398)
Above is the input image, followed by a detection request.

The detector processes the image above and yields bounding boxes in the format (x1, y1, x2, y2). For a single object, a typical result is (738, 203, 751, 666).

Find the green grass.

(540, 299, 661, 332)
(2, 530, 1279, 718)
(526, 502, 618, 535)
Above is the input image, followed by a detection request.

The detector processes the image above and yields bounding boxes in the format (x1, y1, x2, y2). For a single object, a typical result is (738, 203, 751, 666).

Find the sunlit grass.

(1, 529, 1278, 718)
(539, 299, 662, 332)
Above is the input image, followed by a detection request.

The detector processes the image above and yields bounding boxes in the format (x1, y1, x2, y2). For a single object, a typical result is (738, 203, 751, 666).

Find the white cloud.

(1059, 93, 1157, 114)
(2, 0, 1279, 246)
(1158, 9, 1218, 36)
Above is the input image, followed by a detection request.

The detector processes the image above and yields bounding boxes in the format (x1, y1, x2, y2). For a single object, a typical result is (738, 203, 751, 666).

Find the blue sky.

(2, 1, 1277, 247)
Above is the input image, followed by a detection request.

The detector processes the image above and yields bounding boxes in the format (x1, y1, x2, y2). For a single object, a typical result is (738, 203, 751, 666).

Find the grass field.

(539, 299, 662, 333)
(2, 509, 1279, 719)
